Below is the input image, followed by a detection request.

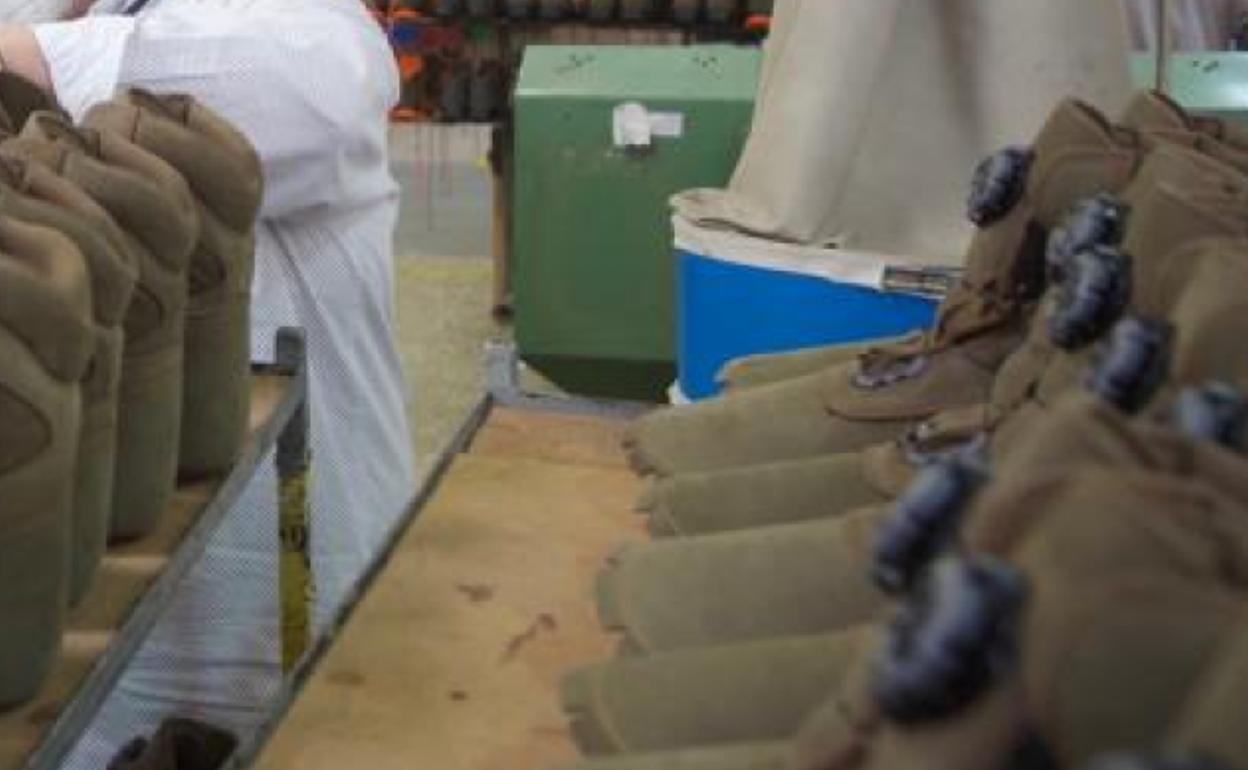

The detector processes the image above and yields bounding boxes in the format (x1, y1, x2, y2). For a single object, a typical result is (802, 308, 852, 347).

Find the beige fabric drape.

(674, 0, 1134, 258)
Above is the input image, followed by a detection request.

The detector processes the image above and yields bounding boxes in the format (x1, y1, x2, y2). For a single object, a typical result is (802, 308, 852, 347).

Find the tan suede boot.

(624, 97, 1144, 477)
(562, 629, 877, 755)
(0, 154, 138, 604)
(0, 216, 92, 707)
(1164, 617, 1248, 770)
(642, 118, 1248, 540)
(84, 90, 262, 478)
(716, 339, 901, 393)
(709, 90, 1247, 396)
(552, 743, 791, 770)
(601, 236, 1248, 655)
(1008, 474, 1248, 768)
(2, 112, 199, 540)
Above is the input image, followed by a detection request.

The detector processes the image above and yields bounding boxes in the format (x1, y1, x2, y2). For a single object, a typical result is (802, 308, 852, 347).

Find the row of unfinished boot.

(0, 77, 263, 709)
(548, 90, 1248, 770)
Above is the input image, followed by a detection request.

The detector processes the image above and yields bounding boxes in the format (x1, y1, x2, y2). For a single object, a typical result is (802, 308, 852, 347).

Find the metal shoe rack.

(0, 327, 313, 770)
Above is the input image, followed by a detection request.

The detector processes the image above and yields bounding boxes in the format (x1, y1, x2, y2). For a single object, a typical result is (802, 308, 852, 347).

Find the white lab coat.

(30, 0, 417, 763)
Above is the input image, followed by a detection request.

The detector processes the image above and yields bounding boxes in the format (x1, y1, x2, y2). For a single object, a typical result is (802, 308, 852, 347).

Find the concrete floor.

(390, 124, 507, 476)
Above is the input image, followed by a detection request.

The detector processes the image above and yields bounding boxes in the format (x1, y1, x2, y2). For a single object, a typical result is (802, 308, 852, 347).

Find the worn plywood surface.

(0, 375, 289, 768)
(468, 407, 633, 469)
(254, 409, 644, 770)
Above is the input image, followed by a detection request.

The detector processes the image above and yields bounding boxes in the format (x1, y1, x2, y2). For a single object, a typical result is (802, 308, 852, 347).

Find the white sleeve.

(33, 15, 136, 116)
(34, 3, 400, 219)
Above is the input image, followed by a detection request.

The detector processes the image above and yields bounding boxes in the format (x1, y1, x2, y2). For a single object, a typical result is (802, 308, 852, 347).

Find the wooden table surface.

(253, 406, 645, 770)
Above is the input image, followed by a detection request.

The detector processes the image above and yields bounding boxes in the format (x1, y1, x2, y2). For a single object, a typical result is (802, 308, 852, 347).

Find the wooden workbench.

(0, 375, 293, 770)
(253, 406, 646, 770)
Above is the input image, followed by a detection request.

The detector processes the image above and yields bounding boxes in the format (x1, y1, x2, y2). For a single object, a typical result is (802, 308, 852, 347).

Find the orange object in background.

(743, 13, 770, 34)
(398, 52, 425, 80)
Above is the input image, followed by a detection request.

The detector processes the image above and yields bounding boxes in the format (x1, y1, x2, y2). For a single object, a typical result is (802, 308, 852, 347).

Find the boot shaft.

(10, 112, 198, 274)
(988, 145, 1248, 427)
(0, 215, 91, 475)
(82, 91, 261, 300)
(0, 215, 92, 383)
(1, 113, 198, 352)
(83, 90, 262, 231)
(936, 100, 1138, 344)
(1167, 617, 1248, 770)
(0, 157, 136, 328)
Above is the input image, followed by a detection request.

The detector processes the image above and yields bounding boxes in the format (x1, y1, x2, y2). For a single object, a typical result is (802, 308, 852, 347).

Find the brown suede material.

(0, 217, 90, 707)
(13, 112, 198, 275)
(946, 100, 1137, 335)
(562, 630, 876, 755)
(860, 404, 987, 497)
(555, 743, 792, 770)
(599, 506, 892, 654)
(817, 99, 1142, 421)
(624, 369, 912, 477)
(82, 93, 261, 477)
(1020, 566, 1243, 767)
(0, 163, 138, 602)
(1118, 152, 1248, 318)
(995, 143, 1248, 426)
(625, 95, 1231, 479)
(83, 96, 258, 301)
(0, 217, 92, 381)
(3, 112, 198, 541)
(0, 155, 137, 326)
(789, 625, 888, 770)
(963, 399, 1222, 555)
(870, 112, 1248, 478)
(3, 117, 197, 354)
(1167, 616, 1248, 770)
(96, 90, 262, 230)
(848, 678, 1027, 770)
(821, 329, 1020, 422)
(719, 339, 897, 393)
(648, 454, 889, 538)
(0, 181, 135, 328)
(0, 380, 46, 474)
(967, 240, 1248, 553)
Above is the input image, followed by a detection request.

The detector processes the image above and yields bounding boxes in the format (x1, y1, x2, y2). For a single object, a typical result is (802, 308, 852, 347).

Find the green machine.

(1131, 53, 1248, 124)
(512, 45, 760, 400)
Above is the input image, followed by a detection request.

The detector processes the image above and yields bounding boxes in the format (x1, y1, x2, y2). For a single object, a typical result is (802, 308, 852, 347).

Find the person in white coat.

(0, 0, 417, 764)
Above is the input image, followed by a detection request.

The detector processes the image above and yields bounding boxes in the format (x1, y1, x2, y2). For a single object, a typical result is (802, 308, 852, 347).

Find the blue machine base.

(677, 250, 939, 400)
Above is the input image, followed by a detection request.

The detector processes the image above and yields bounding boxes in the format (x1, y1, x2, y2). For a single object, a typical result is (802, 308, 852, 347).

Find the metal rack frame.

(20, 327, 311, 770)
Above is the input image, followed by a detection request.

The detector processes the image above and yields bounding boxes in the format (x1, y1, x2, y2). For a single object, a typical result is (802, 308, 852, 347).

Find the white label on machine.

(613, 103, 685, 147)
(648, 111, 685, 138)
(613, 102, 652, 148)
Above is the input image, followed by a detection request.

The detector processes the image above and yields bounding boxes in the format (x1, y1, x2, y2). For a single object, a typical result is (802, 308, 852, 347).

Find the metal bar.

(1155, 0, 1170, 93)
(227, 394, 495, 769)
(23, 359, 307, 770)
(483, 340, 652, 419)
(275, 329, 313, 673)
